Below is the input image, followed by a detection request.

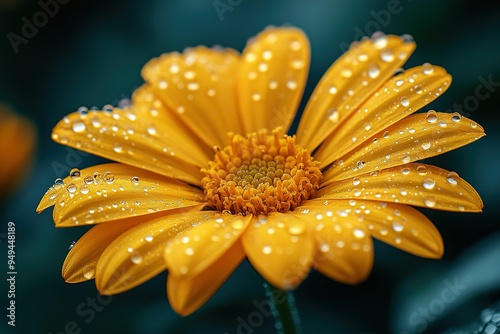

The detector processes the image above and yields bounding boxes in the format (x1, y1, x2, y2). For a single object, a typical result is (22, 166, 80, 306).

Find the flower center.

(202, 129, 322, 215)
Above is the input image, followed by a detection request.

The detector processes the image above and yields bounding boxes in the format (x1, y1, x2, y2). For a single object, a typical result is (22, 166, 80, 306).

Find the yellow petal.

(50, 106, 203, 185)
(315, 65, 452, 167)
(292, 203, 373, 284)
(238, 27, 310, 134)
(62, 216, 143, 283)
(132, 84, 213, 167)
(167, 240, 245, 316)
(142, 46, 244, 147)
(0, 106, 36, 195)
(322, 112, 485, 184)
(318, 163, 483, 212)
(37, 163, 206, 227)
(164, 213, 251, 278)
(304, 199, 443, 259)
(297, 33, 415, 151)
(242, 213, 314, 290)
(96, 210, 211, 295)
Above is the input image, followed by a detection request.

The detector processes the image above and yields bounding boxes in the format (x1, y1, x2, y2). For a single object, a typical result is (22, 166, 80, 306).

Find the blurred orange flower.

(0, 104, 36, 196)
(38, 28, 483, 315)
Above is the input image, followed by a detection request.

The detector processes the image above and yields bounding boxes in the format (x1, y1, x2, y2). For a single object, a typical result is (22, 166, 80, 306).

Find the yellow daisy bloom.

(37, 27, 484, 316)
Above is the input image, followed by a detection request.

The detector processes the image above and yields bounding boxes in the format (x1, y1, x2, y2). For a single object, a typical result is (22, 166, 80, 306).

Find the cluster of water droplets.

(243, 32, 306, 105)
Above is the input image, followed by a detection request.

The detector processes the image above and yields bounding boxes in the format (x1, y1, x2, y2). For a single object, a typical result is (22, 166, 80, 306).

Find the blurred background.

(1, 0, 499, 333)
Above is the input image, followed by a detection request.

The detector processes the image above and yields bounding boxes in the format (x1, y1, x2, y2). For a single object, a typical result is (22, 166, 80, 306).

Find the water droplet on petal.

(422, 62, 434, 75)
(451, 112, 462, 122)
(72, 120, 86, 133)
(422, 178, 435, 189)
(131, 251, 143, 264)
(328, 85, 337, 94)
(103, 171, 114, 184)
(421, 141, 431, 150)
(368, 64, 380, 78)
(426, 110, 438, 123)
(380, 48, 394, 62)
(262, 245, 272, 254)
(400, 96, 410, 107)
(424, 196, 436, 207)
(353, 228, 365, 238)
(327, 108, 339, 122)
(113, 144, 123, 153)
(82, 265, 95, 279)
(69, 168, 81, 180)
(401, 154, 411, 163)
(145, 235, 153, 242)
(286, 80, 298, 90)
(66, 183, 77, 193)
(446, 171, 459, 185)
(147, 126, 157, 135)
(288, 221, 305, 235)
(416, 165, 428, 175)
(392, 222, 404, 232)
(356, 160, 366, 169)
(78, 106, 88, 116)
(131, 176, 140, 185)
(371, 31, 387, 49)
(401, 34, 414, 43)
(80, 186, 89, 195)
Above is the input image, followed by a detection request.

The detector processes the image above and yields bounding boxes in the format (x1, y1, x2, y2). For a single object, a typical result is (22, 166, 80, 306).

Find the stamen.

(202, 129, 322, 215)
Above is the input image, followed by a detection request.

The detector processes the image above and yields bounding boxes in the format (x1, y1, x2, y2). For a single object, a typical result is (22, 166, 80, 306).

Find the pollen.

(202, 128, 322, 215)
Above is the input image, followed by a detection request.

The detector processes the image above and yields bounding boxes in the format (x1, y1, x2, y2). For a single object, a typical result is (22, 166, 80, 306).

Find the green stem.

(264, 283, 302, 334)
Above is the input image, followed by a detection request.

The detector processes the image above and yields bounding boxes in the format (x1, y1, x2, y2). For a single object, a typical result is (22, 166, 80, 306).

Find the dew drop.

(66, 183, 77, 193)
(69, 168, 81, 180)
(82, 265, 95, 279)
(252, 93, 261, 101)
(451, 112, 461, 122)
(392, 222, 404, 232)
(145, 235, 153, 242)
(80, 186, 89, 195)
(103, 171, 115, 184)
(422, 178, 435, 189)
(131, 176, 140, 185)
(320, 243, 330, 253)
(400, 188, 408, 196)
(72, 120, 86, 133)
(422, 62, 434, 75)
(340, 67, 352, 78)
(328, 85, 337, 94)
(401, 154, 411, 163)
(426, 110, 438, 123)
(130, 251, 143, 264)
(357, 53, 368, 62)
(401, 168, 410, 175)
(352, 178, 361, 186)
(327, 108, 339, 122)
(262, 245, 272, 254)
(368, 64, 380, 78)
(416, 165, 428, 175)
(383, 131, 390, 139)
(353, 228, 365, 239)
(356, 160, 366, 169)
(113, 144, 123, 153)
(231, 220, 245, 230)
(145, 125, 157, 136)
(421, 141, 431, 150)
(380, 48, 394, 62)
(185, 247, 195, 256)
(371, 31, 388, 49)
(286, 80, 298, 90)
(268, 80, 278, 89)
(288, 222, 305, 235)
(400, 96, 410, 107)
(423, 196, 436, 207)
(446, 171, 459, 185)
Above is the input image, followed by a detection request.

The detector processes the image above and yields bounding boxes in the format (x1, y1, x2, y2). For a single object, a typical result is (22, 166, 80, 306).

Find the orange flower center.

(201, 129, 322, 215)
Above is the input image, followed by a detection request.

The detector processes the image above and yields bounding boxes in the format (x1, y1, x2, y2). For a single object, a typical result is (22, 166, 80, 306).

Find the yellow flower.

(37, 27, 484, 316)
(0, 103, 37, 197)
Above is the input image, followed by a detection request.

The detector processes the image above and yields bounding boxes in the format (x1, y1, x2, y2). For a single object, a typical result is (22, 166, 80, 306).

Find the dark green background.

(1, 0, 499, 333)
